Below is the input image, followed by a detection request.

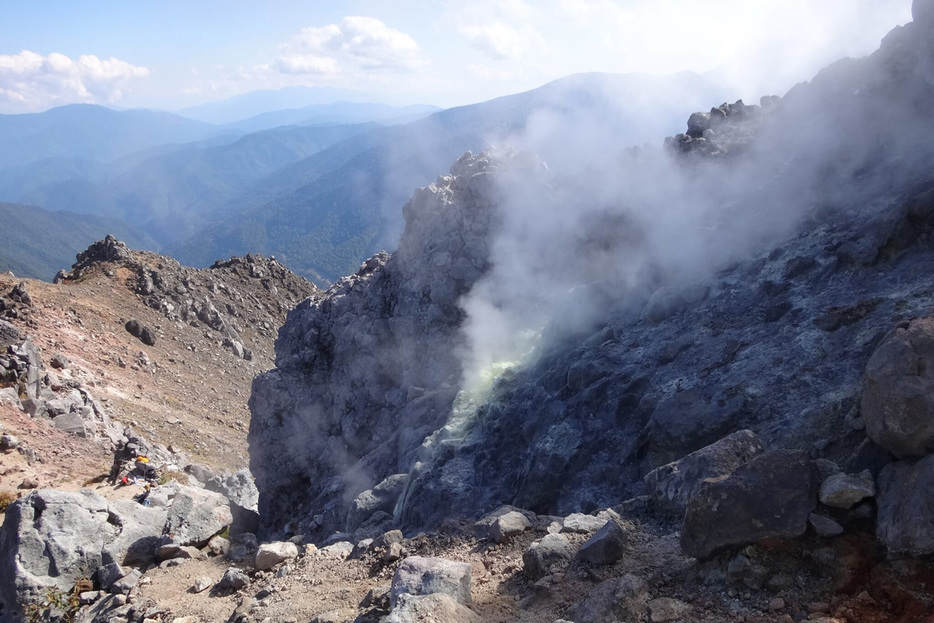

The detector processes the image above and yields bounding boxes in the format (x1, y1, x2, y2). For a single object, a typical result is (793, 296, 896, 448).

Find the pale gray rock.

(51, 412, 87, 437)
(192, 577, 213, 593)
(387, 593, 482, 623)
(255, 541, 299, 570)
(104, 499, 166, 566)
(819, 471, 875, 509)
(523, 533, 575, 581)
(110, 569, 141, 594)
(0, 489, 167, 616)
(162, 485, 232, 547)
(391, 556, 473, 609)
(488, 511, 531, 543)
(561, 513, 605, 534)
(565, 574, 648, 623)
(644, 429, 765, 514)
(346, 473, 408, 533)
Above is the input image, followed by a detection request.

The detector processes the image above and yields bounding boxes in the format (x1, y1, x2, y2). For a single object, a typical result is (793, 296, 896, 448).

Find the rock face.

(0, 490, 165, 618)
(249, 13, 934, 539)
(249, 153, 502, 538)
(877, 455, 934, 556)
(862, 318, 934, 458)
(681, 451, 818, 560)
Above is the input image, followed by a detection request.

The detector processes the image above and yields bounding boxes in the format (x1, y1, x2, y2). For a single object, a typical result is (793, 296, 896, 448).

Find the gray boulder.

(877, 455, 934, 556)
(255, 541, 299, 571)
(387, 593, 482, 623)
(206, 468, 259, 536)
(681, 450, 818, 560)
(561, 513, 605, 534)
(564, 574, 648, 623)
(162, 485, 232, 547)
(391, 556, 472, 609)
(487, 511, 531, 543)
(818, 471, 875, 509)
(0, 319, 21, 349)
(523, 533, 575, 581)
(103, 499, 167, 566)
(862, 318, 934, 458)
(644, 429, 765, 514)
(577, 520, 629, 565)
(0, 489, 164, 617)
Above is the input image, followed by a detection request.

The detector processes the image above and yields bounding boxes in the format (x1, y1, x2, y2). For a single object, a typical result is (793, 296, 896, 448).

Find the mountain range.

(0, 72, 729, 283)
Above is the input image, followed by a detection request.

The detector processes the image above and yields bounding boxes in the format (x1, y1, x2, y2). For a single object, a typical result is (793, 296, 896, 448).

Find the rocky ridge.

(242, 3, 934, 620)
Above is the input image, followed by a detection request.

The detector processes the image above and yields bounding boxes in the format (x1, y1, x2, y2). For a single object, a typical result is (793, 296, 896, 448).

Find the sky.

(0, 0, 914, 115)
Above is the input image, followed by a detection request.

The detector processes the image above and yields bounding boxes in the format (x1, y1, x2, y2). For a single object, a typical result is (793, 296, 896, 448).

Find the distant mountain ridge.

(0, 71, 731, 285)
(0, 202, 159, 281)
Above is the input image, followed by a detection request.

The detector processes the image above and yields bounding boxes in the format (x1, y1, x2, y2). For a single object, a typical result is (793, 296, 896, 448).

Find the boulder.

(162, 485, 232, 547)
(644, 429, 765, 514)
(487, 511, 531, 543)
(218, 567, 249, 591)
(681, 450, 818, 560)
(561, 513, 605, 534)
(0, 319, 21, 349)
(862, 318, 934, 458)
(104, 499, 167, 566)
(877, 455, 934, 556)
(647, 597, 692, 623)
(391, 556, 473, 609)
(206, 469, 259, 536)
(577, 520, 629, 565)
(0, 489, 163, 615)
(387, 593, 482, 623)
(523, 533, 575, 581)
(124, 319, 157, 346)
(51, 412, 87, 437)
(255, 541, 299, 570)
(564, 574, 649, 623)
(818, 472, 875, 509)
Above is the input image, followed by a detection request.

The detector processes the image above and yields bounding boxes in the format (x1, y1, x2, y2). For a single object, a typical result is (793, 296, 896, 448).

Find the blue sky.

(0, 0, 913, 114)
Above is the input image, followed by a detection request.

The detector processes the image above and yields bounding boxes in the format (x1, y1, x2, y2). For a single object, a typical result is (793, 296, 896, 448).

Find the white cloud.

(460, 21, 544, 60)
(0, 50, 149, 112)
(276, 16, 427, 75)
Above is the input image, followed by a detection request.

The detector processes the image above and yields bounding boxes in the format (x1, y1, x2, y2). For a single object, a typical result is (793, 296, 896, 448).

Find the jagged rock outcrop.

(58, 239, 317, 357)
(249, 9, 934, 547)
(249, 153, 510, 538)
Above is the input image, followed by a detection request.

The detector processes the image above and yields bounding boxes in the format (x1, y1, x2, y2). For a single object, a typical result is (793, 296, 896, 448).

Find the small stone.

(111, 569, 142, 594)
(79, 591, 101, 605)
(769, 597, 786, 611)
(819, 472, 875, 509)
(218, 567, 249, 591)
(0, 434, 18, 450)
(18, 476, 39, 489)
(809, 602, 831, 613)
(192, 577, 213, 593)
(208, 535, 230, 556)
(809, 513, 844, 537)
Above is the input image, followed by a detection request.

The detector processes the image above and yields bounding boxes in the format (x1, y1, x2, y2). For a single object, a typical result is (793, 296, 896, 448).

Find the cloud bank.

(276, 16, 427, 76)
(0, 50, 149, 113)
